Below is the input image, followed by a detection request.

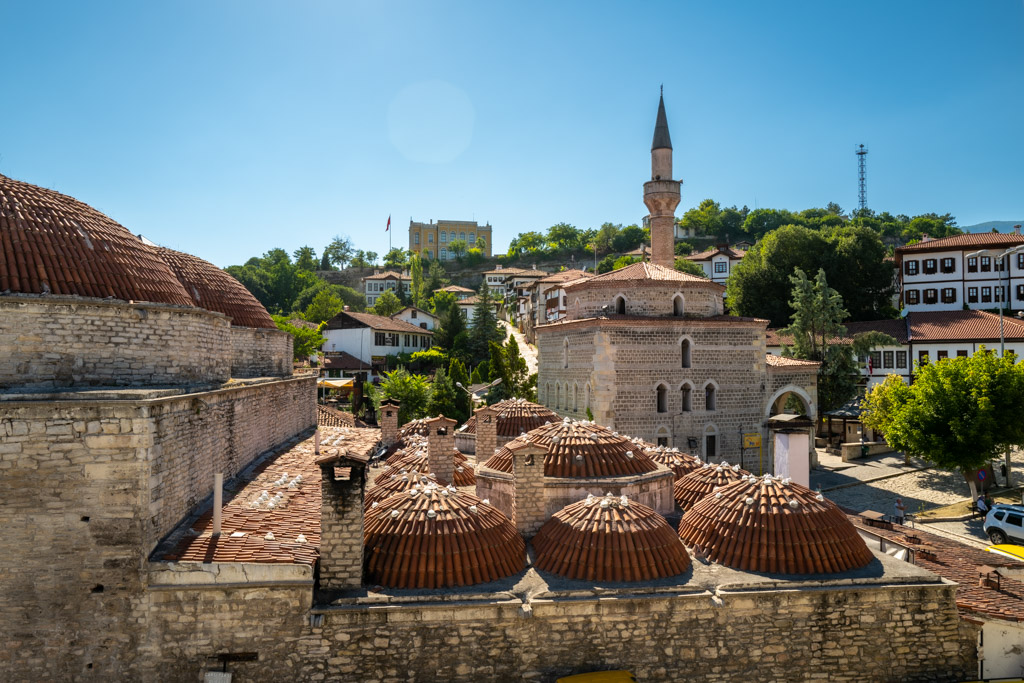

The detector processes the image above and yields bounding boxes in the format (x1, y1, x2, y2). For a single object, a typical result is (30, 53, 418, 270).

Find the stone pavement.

(501, 320, 538, 376)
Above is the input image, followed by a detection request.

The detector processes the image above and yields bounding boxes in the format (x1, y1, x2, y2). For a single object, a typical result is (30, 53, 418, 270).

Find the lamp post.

(965, 245, 1024, 356)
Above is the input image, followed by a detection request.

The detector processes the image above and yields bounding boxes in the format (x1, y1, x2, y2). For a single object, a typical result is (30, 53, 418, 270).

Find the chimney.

(474, 404, 499, 460)
(509, 440, 548, 539)
(380, 399, 400, 448)
(1014, 224, 1021, 235)
(343, 305, 350, 312)
(425, 415, 457, 486)
(212, 473, 223, 536)
(317, 449, 366, 590)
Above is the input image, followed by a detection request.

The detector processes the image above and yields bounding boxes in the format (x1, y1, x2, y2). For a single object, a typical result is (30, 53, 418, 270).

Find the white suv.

(984, 504, 1024, 545)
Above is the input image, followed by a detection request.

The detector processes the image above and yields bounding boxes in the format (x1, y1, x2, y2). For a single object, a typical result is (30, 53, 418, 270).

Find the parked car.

(984, 504, 1024, 545)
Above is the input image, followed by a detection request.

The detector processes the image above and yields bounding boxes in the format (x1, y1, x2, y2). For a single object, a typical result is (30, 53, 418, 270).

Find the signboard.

(742, 432, 761, 449)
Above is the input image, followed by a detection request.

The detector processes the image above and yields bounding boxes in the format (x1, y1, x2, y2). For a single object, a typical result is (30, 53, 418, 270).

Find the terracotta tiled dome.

(155, 247, 275, 328)
(363, 483, 525, 589)
(460, 399, 559, 436)
(483, 419, 659, 478)
(0, 173, 193, 306)
(383, 435, 431, 466)
(673, 462, 748, 511)
(533, 493, 691, 582)
(640, 444, 702, 481)
(379, 453, 476, 488)
(678, 475, 874, 575)
(364, 470, 438, 507)
(396, 419, 431, 442)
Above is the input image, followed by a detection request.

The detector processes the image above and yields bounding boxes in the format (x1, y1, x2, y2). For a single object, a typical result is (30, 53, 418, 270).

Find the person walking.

(893, 498, 906, 525)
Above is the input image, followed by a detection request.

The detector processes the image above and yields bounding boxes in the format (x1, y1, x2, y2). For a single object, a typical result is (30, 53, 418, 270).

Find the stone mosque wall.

(566, 282, 724, 319)
(230, 326, 293, 378)
(0, 295, 233, 389)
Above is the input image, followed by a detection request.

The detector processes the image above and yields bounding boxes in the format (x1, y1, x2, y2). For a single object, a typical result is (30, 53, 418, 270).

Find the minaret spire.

(652, 89, 672, 151)
(643, 88, 682, 269)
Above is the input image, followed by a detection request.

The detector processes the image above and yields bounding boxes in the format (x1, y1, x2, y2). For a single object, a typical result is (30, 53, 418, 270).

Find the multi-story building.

(321, 309, 433, 379)
(685, 244, 746, 286)
(408, 219, 493, 260)
(521, 269, 592, 343)
(362, 270, 412, 307)
(894, 230, 1024, 312)
(481, 265, 548, 307)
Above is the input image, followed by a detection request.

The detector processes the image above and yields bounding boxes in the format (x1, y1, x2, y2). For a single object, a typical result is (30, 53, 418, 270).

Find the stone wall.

(564, 282, 723, 320)
(0, 295, 232, 389)
(320, 463, 366, 590)
(230, 326, 293, 378)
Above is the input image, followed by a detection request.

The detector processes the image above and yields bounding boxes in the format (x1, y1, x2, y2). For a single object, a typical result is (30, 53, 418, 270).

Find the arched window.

(681, 339, 692, 368)
(563, 339, 569, 369)
(672, 294, 684, 316)
(615, 295, 626, 315)
(460, 232, 466, 241)
(656, 427, 670, 448)
(681, 383, 692, 412)
(656, 384, 668, 413)
(584, 384, 591, 412)
(555, 384, 561, 409)
(573, 384, 578, 412)
(705, 383, 717, 411)
(440, 248, 448, 260)
(440, 231, 447, 243)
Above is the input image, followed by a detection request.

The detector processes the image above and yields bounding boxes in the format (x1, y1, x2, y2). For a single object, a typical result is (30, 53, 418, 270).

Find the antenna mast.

(855, 144, 868, 211)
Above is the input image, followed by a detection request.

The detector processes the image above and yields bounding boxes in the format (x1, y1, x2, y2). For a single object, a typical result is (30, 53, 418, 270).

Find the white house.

(321, 309, 433, 380)
(895, 229, 1024, 313)
(684, 245, 746, 286)
(520, 269, 593, 343)
(456, 295, 501, 328)
(361, 270, 412, 307)
(392, 306, 437, 331)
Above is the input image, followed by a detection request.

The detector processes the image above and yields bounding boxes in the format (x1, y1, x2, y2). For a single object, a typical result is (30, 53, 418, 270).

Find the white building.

(456, 295, 501, 328)
(392, 306, 437, 331)
(895, 230, 1024, 313)
(361, 270, 412, 307)
(520, 269, 593, 343)
(684, 245, 746, 286)
(321, 309, 433, 380)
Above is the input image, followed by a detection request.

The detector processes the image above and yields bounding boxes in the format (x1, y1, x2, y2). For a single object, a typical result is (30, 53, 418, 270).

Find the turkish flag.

(386, 215, 391, 232)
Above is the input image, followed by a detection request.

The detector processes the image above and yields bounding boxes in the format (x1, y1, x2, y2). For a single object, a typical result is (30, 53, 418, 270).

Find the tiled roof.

(435, 285, 475, 294)
(395, 420, 431, 444)
(908, 310, 1024, 342)
(679, 475, 874, 575)
(321, 352, 371, 371)
(364, 470, 438, 507)
(535, 269, 594, 285)
(850, 516, 1024, 622)
(363, 483, 525, 589)
(482, 419, 660, 478)
(563, 261, 722, 290)
(672, 462, 748, 511)
(380, 448, 476, 487)
(765, 354, 821, 368)
(639, 444, 702, 480)
(324, 310, 434, 335)
(0, 173, 194, 306)
(156, 246, 275, 328)
(895, 232, 1024, 255)
(393, 306, 436, 320)
(158, 426, 380, 566)
(459, 398, 559, 436)
(532, 493, 691, 582)
(362, 270, 410, 280)
(685, 246, 747, 261)
(317, 405, 360, 428)
(456, 296, 500, 307)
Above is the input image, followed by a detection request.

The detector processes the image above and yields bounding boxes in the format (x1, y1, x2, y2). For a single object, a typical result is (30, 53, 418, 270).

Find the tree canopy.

(369, 290, 403, 317)
(272, 315, 324, 361)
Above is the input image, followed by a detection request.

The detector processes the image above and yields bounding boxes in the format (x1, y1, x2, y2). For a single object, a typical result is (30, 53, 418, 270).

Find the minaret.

(644, 88, 682, 269)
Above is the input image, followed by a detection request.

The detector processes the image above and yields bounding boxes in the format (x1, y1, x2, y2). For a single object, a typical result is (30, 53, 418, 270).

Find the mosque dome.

(482, 419, 659, 478)
(532, 493, 691, 582)
(0, 173, 193, 306)
(364, 470, 438, 508)
(678, 475, 874, 575)
(363, 483, 525, 589)
(672, 462, 748, 511)
(459, 398, 559, 436)
(155, 246, 275, 328)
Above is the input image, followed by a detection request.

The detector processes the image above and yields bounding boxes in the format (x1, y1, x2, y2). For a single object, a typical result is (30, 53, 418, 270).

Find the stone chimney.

(509, 440, 548, 539)
(318, 450, 366, 590)
(425, 415, 457, 486)
(380, 399, 400, 448)
(1015, 224, 1021, 235)
(474, 404, 499, 461)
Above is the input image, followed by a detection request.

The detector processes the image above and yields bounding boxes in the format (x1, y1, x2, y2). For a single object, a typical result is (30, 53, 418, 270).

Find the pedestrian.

(976, 495, 990, 516)
(893, 497, 906, 525)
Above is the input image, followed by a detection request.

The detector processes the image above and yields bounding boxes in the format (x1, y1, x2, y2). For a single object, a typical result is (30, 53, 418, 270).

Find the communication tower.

(856, 144, 868, 211)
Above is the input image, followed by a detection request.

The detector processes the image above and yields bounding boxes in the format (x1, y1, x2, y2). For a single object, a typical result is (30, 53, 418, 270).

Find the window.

(440, 248, 448, 260)
(414, 233, 420, 245)
(870, 351, 881, 372)
(982, 287, 992, 303)
(941, 258, 955, 273)
(673, 295, 684, 316)
(450, 231, 456, 242)
(937, 350, 948, 360)
(957, 350, 968, 358)
(615, 295, 626, 314)
(996, 256, 1006, 272)
(459, 232, 466, 241)
(681, 339, 692, 368)
(883, 351, 894, 369)
(714, 261, 727, 274)
(896, 351, 908, 368)
(923, 289, 938, 305)
(905, 260, 919, 276)
(425, 250, 432, 259)
(1018, 284, 1024, 301)
(681, 384, 692, 412)
(981, 256, 991, 272)
(1018, 253, 1024, 270)
(995, 286, 1004, 303)
(923, 259, 937, 274)
(705, 384, 716, 411)
(440, 231, 447, 243)
(967, 257, 978, 273)
(420, 323, 427, 330)
(468, 233, 475, 244)
(941, 288, 956, 303)
(918, 350, 928, 366)
(411, 310, 417, 319)
(563, 340, 569, 369)
(375, 332, 386, 345)
(657, 437, 668, 447)
(1008, 513, 1023, 528)
(656, 385, 668, 413)
(968, 287, 978, 303)
(705, 434, 717, 460)
(906, 289, 920, 305)
(428, 233, 434, 243)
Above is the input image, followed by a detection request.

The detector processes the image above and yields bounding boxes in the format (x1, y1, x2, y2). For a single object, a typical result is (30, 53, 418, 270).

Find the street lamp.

(966, 244, 1024, 356)
(455, 379, 503, 405)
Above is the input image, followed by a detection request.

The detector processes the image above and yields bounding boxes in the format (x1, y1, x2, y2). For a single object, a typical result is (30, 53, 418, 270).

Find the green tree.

(382, 248, 408, 270)
(596, 254, 617, 274)
(323, 235, 353, 269)
(368, 368, 432, 424)
(467, 284, 505, 364)
(409, 252, 424, 308)
(426, 365, 464, 422)
(612, 225, 646, 252)
(293, 246, 317, 272)
(293, 281, 365, 314)
(678, 199, 722, 236)
(349, 250, 372, 268)
(475, 236, 487, 254)
(674, 257, 706, 276)
(612, 255, 640, 270)
(433, 298, 466, 349)
(318, 253, 333, 271)
(742, 208, 805, 241)
(593, 222, 621, 254)
(448, 239, 468, 260)
(429, 290, 458, 318)
(369, 290, 403, 317)
(507, 231, 547, 257)
(426, 259, 449, 293)
(546, 222, 590, 253)
(464, 248, 485, 266)
(674, 240, 694, 256)
(303, 288, 344, 324)
(487, 335, 535, 402)
(448, 358, 472, 421)
(272, 315, 325, 361)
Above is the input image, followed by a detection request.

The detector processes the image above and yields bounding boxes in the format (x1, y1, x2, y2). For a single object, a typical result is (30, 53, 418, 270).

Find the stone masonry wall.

(230, 326, 293, 378)
(129, 580, 973, 682)
(566, 282, 723, 320)
(0, 295, 232, 389)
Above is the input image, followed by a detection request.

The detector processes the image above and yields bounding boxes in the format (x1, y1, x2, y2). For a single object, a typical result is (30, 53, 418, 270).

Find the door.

(705, 434, 717, 462)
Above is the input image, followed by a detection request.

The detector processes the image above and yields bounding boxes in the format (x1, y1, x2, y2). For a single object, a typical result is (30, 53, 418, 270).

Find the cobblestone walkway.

(500, 321, 538, 376)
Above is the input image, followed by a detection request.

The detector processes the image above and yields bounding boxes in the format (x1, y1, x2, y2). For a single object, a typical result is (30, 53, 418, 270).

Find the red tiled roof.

(395, 420, 431, 444)
(563, 261, 722, 290)
(362, 270, 410, 280)
(460, 398, 559, 436)
(765, 354, 821, 368)
(456, 296, 500, 307)
(685, 246, 747, 261)
(482, 419, 660, 478)
(317, 405, 357, 428)
(908, 310, 1024, 342)
(435, 285, 475, 294)
(679, 475, 874, 575)
(380, 446, 475, 487)
(324, 310, 433, 335)
(535, 269, 594, 285)
(532, 493, 691, 582)
(156, 247, 275, 328)
(895, 232, 1024, 255)
(850, 517, 1024, 622)
(673, 462, 748, 511)
(364, 470, 438, 507)
(640, 445, 702, 480)
(321, 352, 371, 371)
(0, 173, 194, 306)
(363, 484, 526, 589)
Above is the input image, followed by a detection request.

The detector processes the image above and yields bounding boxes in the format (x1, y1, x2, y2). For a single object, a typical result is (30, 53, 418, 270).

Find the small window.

(996, 286, 1005, 303)
(923, 259, 937, 274)
(982, 287, 992, 303)
(870, 351, 881, 371)
(968, 287, 978, 303)
(440, 231, 447, 243)
(459, 232, 466, 241)
(896, 351, 907, 368)
(681, 385, 692, 412)
(414, 233, 420, 245)
(411, 310, 417, 319)
(705, 385, 716, 411)
(1008, 514, 1024, 527)
(428, 233, 434, 243)
(996, 256, 1006, 272)
(956, 350, 968, 358)
(918, 350, 928, 366)
(923, 289, 938, 305)
(981, 256, 991, 272)
(905, 260, 919, 276)
(941, 258, 955, 273)
(673, 295, 684, 316)
(937, 350, 948, 360)
(681, 339, 692, 368)
(906, 290, 920, 305)
(967, 257, 977, 273)
(883, 351, 894, 369)
(705, 434, 717, 460)
(468, 233, 475, 244)
(1018, 253, 1024, 270)
(615, 296, 626, 314)
(657, 437, 668, 447)
(941, 288, 956, 304)
(995, 511, 1006, 522)
(656, 385, 668, 413)
(714, 261, 727, 274)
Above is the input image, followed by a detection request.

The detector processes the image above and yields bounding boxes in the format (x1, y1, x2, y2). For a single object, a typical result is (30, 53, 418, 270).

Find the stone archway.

(763, 384, 816, 473)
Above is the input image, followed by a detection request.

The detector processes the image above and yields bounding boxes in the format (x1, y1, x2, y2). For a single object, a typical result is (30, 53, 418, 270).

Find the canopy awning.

(317, 378, 354, 389)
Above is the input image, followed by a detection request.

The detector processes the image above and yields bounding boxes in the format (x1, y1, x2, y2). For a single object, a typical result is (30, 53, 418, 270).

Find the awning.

(317, 378, 354, 389)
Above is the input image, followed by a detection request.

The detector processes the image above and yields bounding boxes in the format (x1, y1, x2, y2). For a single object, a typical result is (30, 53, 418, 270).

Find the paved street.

(500, 320, 538, 376)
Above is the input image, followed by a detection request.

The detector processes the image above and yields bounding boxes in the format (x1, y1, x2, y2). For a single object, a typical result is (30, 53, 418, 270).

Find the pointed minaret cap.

(651, 87, 672, 151)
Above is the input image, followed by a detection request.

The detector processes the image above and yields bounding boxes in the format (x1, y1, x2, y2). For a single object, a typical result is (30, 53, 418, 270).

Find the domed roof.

(638, 443, 702, 481)
(459, 399, 559, 436)
(673, 462, 748, 511)
(0, 173, 193, 306)
(396, 418, 431, 442)
(482, 419, 659, 478)
(364, 470, 438, 507)
(155, 246, 275, 328)
(383, 434, 430, 466)
(678, 475, 874, 575)
(380, 455, 476, 488)
(363, 483, 525, 589)
(532, 493, 691, 582)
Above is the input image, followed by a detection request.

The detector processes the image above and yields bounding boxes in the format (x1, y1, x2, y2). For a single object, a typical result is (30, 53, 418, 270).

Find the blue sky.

(2, 1, 1023, 266)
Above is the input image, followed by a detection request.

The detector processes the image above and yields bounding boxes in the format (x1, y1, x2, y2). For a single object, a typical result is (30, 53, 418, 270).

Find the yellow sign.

(743, 433, 761, 449)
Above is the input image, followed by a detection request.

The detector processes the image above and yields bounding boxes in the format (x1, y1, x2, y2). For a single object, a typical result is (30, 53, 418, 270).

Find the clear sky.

(2, 1, 1023, 267)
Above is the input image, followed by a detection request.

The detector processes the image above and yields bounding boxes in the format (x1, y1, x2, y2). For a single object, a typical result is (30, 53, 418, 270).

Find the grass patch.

(915, 487, 1024, 519)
